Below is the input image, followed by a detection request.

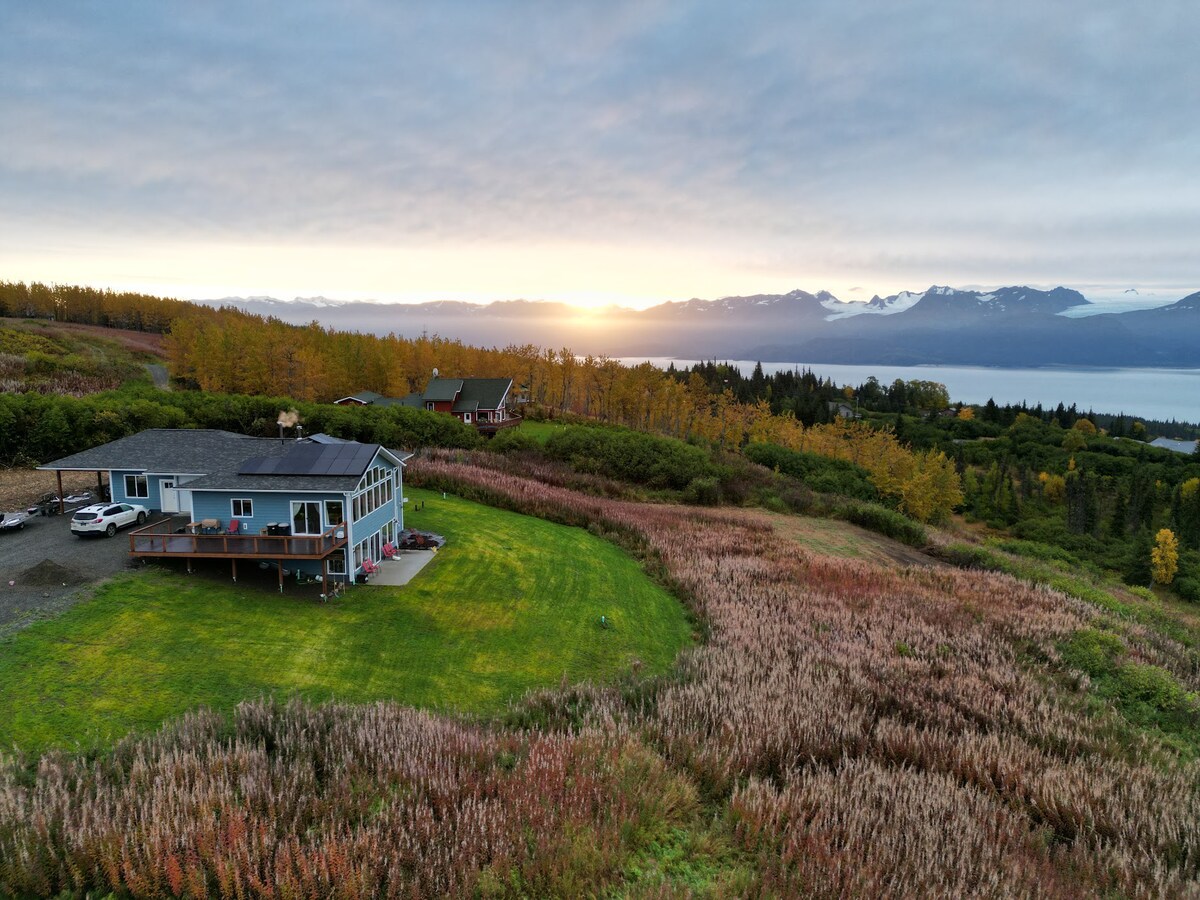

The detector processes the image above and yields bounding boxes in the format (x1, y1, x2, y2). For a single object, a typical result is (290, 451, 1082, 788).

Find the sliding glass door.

(291, 501, 322, 535)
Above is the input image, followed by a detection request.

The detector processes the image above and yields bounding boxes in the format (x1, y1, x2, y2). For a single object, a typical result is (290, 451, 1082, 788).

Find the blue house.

(39, 429, 410, 588)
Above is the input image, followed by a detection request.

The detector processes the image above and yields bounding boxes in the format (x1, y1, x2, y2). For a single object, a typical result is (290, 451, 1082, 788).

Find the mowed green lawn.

(512, 420, 570, 444)
(0, 487, 692, 753)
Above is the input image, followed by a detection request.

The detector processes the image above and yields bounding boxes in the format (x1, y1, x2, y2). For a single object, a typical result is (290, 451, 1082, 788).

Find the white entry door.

(160, 480, 179, 513)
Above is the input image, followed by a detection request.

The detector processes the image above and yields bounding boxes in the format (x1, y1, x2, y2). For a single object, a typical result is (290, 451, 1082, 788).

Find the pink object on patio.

(227, 519, 240, 534)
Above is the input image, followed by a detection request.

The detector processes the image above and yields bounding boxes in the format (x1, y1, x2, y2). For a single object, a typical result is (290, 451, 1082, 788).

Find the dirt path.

(726, 506, 951, 569)
(145, 363, 170, 389)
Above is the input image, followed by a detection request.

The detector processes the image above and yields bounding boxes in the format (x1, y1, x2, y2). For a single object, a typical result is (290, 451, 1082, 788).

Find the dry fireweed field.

(2, 454, 1200, 897)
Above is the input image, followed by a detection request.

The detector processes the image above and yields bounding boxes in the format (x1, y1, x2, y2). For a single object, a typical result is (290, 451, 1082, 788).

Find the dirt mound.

(18, 559, 90, 587)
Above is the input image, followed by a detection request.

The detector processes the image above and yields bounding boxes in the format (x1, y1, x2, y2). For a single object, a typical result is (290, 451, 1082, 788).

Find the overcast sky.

(2, 2, 1198, 308)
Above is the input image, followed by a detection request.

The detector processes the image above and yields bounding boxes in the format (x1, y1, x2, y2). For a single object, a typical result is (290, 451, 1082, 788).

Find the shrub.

(836, 501, 928, 547)
(1114, 662, 1189, 711)
(489, 428, 542, 455)
(1174, 576, 1200, 604)
(990, 539, 1081, 567)
(744, 443, 878, 502)
(683, 476, 722, 506)
(544, 426, 717, 490)
(1061, 628, 1126, 676)
(932, 543, 1006, 571)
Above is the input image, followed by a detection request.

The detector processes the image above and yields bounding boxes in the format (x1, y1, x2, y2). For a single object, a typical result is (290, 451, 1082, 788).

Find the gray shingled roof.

(41, 430, 412, 495)
(38, 430, 292, 474)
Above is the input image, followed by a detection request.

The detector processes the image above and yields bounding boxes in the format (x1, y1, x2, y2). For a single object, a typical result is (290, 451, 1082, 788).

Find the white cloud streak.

(1, 0, 1198, 302)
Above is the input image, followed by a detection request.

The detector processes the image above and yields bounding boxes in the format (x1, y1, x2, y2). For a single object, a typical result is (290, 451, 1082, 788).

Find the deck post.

(56, 471, 65, 514)
(278, 559, 284, 593)
(321, 558, 328, 601)
(231, 558, 237, 583)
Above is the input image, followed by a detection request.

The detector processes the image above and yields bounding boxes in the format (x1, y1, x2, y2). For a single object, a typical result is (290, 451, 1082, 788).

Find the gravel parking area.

(0, 510, 167, 636)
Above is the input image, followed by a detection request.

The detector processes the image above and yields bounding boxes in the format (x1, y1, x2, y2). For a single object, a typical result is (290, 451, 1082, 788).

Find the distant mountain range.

(201, 285, 1200, 367)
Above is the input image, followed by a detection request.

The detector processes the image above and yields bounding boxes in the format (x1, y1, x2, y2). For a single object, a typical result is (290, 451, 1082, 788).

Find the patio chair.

(382, 541, 396, 558)
(227, 519, 241, 534)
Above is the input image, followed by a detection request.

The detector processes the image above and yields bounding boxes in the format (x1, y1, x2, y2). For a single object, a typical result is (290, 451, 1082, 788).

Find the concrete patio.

(368, 550, 438, 586)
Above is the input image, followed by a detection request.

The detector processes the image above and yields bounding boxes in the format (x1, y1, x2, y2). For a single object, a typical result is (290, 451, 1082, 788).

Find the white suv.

(71, 503, 149, 537)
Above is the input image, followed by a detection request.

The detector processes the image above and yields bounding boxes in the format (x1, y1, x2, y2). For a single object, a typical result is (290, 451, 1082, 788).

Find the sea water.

(620, 359, 1200, 425)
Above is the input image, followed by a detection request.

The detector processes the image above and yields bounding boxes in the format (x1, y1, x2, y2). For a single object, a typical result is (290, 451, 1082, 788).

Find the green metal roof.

(421, 378, 465, 402)
(444, 378, 512, 412)
(339, 390, 383, 404)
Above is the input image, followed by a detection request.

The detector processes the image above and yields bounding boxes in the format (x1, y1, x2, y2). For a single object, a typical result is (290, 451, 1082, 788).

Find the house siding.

(189, 490, 348, 536)
(348, 454, 404, 574)
(111, 470, 177, 511)
(186, 449, 405, 579)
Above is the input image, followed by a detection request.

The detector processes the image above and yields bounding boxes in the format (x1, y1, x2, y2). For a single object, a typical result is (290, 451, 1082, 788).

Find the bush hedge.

(836, 501, 928, 547)
(744, 443, 879, 502)
(543, 426, 718, 490)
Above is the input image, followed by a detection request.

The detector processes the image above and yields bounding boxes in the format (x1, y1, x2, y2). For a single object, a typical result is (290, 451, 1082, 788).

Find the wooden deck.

(477, 416, 522, 435)
(129, 516, 347, 560)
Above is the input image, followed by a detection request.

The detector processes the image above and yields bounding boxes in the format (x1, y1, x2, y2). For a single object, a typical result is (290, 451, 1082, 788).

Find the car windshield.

(73, 510, 98, 520)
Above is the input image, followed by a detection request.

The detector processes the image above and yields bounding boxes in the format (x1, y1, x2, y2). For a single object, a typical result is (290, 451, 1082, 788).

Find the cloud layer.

(2, 1, 1198, 303)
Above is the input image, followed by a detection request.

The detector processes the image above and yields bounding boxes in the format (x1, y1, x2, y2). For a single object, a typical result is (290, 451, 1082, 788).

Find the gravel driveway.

(0, 512, 168, 636)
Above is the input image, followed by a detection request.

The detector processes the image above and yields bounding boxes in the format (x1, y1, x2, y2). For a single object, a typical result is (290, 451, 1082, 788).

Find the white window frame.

(231, 498, 254, 518)
(125, 474, 149, 498)
(290, 500, 322, 535)
(325, 499, 344, 527)
(328, 552, 347, 575)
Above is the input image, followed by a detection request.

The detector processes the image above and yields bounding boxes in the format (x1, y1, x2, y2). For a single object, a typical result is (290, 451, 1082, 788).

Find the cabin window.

(231, 498, 254, 518)
(124, 474, 149, 498)
(325, 500, 344, 526)
(463, 412, 472, 423)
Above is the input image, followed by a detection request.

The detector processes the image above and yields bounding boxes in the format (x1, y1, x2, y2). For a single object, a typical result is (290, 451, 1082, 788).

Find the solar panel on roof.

(235, 442, 378, 478)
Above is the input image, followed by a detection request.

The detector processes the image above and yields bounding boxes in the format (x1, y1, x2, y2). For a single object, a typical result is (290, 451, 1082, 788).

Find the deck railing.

(477, 415, 522, 434)
(129, 517, 348, 559)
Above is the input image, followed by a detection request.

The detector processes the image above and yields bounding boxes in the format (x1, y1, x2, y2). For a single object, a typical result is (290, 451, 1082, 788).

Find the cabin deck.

(129, 516, 347, 560)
